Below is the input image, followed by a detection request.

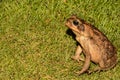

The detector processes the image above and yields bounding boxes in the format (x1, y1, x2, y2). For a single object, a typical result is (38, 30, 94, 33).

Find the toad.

(65, 15, 117, 75)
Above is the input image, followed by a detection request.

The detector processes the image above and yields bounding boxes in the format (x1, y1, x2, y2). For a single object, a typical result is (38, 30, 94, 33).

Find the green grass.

(0, 0, 120, 80)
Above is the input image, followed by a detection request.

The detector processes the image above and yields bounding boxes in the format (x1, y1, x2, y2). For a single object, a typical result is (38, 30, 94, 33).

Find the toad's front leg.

(71, 45, 84, 62)
(76, 53, 91, 75)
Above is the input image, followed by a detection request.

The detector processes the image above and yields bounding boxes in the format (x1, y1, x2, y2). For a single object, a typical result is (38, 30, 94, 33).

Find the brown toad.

(65, 15, 117, 75)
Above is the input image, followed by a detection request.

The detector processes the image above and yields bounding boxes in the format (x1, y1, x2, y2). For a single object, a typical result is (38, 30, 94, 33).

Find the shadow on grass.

(66, 29, 79, 45)
(66, 29, 76, 40)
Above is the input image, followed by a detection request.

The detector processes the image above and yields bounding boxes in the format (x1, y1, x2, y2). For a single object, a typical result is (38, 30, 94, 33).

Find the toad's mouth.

(65, 20, 70, 27)
(65, 19, 73, 28)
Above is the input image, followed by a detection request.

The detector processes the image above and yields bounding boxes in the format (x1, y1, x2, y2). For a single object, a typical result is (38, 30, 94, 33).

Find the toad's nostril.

(66, 19, 70, 22)
(73, 20, 79, 26)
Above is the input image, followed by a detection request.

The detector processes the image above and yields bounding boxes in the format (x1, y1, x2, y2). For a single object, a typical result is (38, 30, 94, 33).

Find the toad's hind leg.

(76, 54, 91, 75)
(87, 66, 101, 74)
(87, 60, 106, 74)
(87, 60, 107, 74)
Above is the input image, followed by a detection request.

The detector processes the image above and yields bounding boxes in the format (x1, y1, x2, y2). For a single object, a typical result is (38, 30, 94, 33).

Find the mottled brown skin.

(65, 15, 117, 75)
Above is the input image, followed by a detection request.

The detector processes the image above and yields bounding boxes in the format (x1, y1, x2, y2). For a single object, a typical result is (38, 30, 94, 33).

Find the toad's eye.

(73, 20, 79, 26)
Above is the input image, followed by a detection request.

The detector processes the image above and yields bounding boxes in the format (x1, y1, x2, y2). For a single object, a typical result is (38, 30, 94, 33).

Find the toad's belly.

(81, 41, 102, 63)
(88, 43, 102, 63)
(90, 51, 101, 63)
(78, 36, 102, 63)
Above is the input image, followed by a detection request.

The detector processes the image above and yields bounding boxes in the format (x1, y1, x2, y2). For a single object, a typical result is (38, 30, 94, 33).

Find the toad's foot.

(87, 67, 101, 74)
(71, 56, 84, 62)
(75, 70, 86, 75)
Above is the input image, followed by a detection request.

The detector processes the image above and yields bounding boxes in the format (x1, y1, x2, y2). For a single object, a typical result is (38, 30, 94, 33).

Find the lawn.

(0, 0, 120, 80)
